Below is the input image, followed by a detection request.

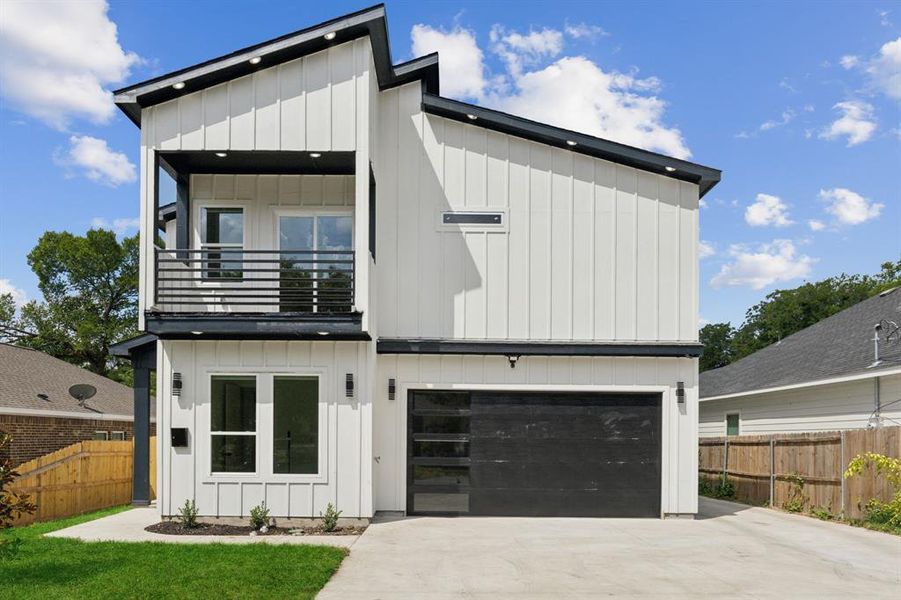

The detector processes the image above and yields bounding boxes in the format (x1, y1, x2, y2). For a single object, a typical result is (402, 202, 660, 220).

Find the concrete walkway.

(318, 497, 901, 599)
(46, 506, 357, 548)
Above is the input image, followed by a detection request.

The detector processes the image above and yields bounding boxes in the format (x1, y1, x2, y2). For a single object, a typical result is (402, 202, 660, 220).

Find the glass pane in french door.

(279, 216, 314, 312)
(316, 216, 353, 313)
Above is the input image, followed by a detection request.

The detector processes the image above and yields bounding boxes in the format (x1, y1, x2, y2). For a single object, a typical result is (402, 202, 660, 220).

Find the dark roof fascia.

(421, 94, 722, 197)
(114, 4, 438, 127)
(158, 202, 176, 229)
(377, 338, 703, 358)
(145, 312, 369, 341)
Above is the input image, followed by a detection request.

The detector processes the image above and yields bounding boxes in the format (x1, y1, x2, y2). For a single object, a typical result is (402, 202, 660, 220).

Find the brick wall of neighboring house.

(0, 414, 156, 467)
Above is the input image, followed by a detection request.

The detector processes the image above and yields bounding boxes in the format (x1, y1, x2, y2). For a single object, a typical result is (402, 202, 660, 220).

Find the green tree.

(699, 322, 735, 372)
(17, 229, 138, 382)
(702, 259, 901, 370)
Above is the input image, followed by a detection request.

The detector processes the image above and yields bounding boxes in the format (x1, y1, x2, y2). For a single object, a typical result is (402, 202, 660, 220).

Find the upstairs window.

(201, 207, 244, 279)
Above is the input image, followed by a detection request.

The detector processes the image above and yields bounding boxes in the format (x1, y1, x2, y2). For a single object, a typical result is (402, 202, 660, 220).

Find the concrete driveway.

(319, 497, 901, 599)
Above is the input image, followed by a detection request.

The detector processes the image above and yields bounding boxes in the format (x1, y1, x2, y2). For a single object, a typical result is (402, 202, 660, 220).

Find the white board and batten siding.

(157, 340, 372, 518)
(699, 373, 901, 437)
(138, 39, 374, 327)
(373, 82, 700, 343)
(373, 355, 700, 516)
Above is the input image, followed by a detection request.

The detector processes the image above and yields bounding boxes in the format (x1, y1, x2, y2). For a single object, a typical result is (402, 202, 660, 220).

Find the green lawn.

(0, 507, 347, 599)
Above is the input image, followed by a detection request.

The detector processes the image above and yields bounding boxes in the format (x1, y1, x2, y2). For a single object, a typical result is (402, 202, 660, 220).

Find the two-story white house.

(112, 5, 720, 520)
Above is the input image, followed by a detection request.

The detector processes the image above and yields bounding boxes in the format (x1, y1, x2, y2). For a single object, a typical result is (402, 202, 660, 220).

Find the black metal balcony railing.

(154, 247, 354, 313)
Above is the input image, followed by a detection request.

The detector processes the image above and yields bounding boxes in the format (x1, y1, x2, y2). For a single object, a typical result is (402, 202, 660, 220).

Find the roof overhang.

(114, 4, 438, 127)
(422, 94, 721, 197)
(700, 365, 901, 402)
(377, 338, 704, 358)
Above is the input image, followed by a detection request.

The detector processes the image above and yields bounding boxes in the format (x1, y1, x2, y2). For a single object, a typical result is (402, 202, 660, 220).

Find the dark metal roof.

(115, 5, 720, 196)
(421, 94, 721, 197)
(700, 287, 901, 399)
(114, 4, 438, 126)
(377, 338, 703, 357)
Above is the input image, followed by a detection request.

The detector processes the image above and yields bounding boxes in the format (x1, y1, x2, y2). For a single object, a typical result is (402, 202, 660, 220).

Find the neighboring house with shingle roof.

(699, 287, 901, 436)
(0, 343, 153, 465)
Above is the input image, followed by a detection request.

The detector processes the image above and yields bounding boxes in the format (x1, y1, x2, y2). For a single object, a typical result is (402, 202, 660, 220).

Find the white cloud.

(819, 101, 877, 146)
(865, 37, 901, 100)
(711, 240, 815, 290)
(698, 240, 715, 259)
(745, 193, 793, 227)
(807, 219, 826, 231)
(819, 187, 883, 225)
(564, 22, 609, 40)
(0, 0, 140, 130)
(759, 108, 796, 131)
(91, 216, 140, 234)
(0, 279, 28, 307)
(411, 24, 486, 99)
(56, 135, 136, 186)
(698, 317, 711, 328)
(411, 23, 691, 159)
(839, 55, 860, 69)
(490, 26, 563, 76)
(699, 198, 708, 209)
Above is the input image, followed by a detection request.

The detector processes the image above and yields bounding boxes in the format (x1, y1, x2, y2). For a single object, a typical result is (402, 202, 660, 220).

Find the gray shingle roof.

(0, 344, 136, 417)
(700, 287, 901, 399)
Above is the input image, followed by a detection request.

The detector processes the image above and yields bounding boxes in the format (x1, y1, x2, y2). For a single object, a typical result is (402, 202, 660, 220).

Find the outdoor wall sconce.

(388, 378, 396, 401)
(346, 373, 354, 398)
(172, 372, 183, 396)
(506, 354, 521, 369)
(676, 381, 685, 404)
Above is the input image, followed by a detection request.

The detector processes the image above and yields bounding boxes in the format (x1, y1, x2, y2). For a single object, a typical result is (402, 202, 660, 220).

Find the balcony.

(147, 247, 365, 340)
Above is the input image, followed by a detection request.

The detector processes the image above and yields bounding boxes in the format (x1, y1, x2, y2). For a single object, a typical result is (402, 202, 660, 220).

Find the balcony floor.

(144, 310, 368, 340)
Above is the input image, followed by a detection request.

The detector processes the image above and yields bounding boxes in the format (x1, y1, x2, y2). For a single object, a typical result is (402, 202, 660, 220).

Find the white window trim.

(94, 431, 110, 440)
(111, 431, 126, 441)
(193, 200, 251, 288)
(208, 373, 259, 477)
(725, 411, 741, 437)
(200, 369, 329, 484)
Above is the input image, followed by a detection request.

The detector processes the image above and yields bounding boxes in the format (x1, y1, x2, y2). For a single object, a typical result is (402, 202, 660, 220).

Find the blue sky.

(0, 0, 898, 327)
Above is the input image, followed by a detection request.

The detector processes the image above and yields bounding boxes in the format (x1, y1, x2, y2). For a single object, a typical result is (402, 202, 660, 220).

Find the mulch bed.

(145, 521, 365, 536)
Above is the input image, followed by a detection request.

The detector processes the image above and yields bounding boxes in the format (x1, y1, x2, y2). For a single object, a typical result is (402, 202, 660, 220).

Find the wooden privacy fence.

(699, 426, 900, 520)
(10, 437, 156, 526)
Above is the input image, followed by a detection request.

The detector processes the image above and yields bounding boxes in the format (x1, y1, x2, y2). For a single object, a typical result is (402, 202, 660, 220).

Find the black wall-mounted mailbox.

(171, 427, 189, 448)
(443, 212, 502, 225)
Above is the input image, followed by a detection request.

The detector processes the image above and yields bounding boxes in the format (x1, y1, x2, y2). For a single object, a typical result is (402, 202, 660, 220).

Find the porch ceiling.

(158, 150, 355, 177)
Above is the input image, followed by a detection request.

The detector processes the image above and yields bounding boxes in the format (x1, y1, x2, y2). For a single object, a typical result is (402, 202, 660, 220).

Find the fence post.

(723, 438, 729, 480)
(769, 437, 775, 507)
(839, 430, 846, 518)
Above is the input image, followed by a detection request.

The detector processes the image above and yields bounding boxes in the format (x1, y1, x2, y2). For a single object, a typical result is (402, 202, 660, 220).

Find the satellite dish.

(69, 384, 97, 406)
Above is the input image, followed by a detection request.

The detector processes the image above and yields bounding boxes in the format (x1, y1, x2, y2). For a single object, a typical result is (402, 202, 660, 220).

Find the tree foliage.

(701, 260, 901, 372)
(12, 229, 139, 382)
(1, 433, 38, 530)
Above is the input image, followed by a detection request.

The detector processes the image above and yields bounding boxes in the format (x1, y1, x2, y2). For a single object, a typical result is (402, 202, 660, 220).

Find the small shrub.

(810, 506, 833, 521)
(846, 453, 901, 530)
(698, 476, 735, 500)
(177, 499, 199, 529)
(320, 502, 341, 532)
(249, 502, 270, 530)
(782, 473, 805, 513)
(0, 433, 37, 560)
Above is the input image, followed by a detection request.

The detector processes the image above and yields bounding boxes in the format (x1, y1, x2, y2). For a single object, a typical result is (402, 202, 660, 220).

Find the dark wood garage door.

(407, 390, 661, 518)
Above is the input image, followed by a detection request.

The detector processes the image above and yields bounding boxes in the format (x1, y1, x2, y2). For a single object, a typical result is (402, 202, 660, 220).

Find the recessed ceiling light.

(309, 152, 322, 158)
(249, 56, 262, 65)
(172, 82, 185, 90)
(665, 166, 677, 172)
(317, 331, 329, 336)
(215, 152, 227, 158)
(565, 140, 577, 147)
(190, 331, 203, 336)
(324, 31, 337, 41)
(466, 114, 478, 120)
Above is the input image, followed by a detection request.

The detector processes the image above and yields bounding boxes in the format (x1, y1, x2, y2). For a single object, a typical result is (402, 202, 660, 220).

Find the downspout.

(874, 376, 881, 424)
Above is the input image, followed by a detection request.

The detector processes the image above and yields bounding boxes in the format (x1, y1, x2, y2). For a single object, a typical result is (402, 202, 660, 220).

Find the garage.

(407, 390, 662, 517)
